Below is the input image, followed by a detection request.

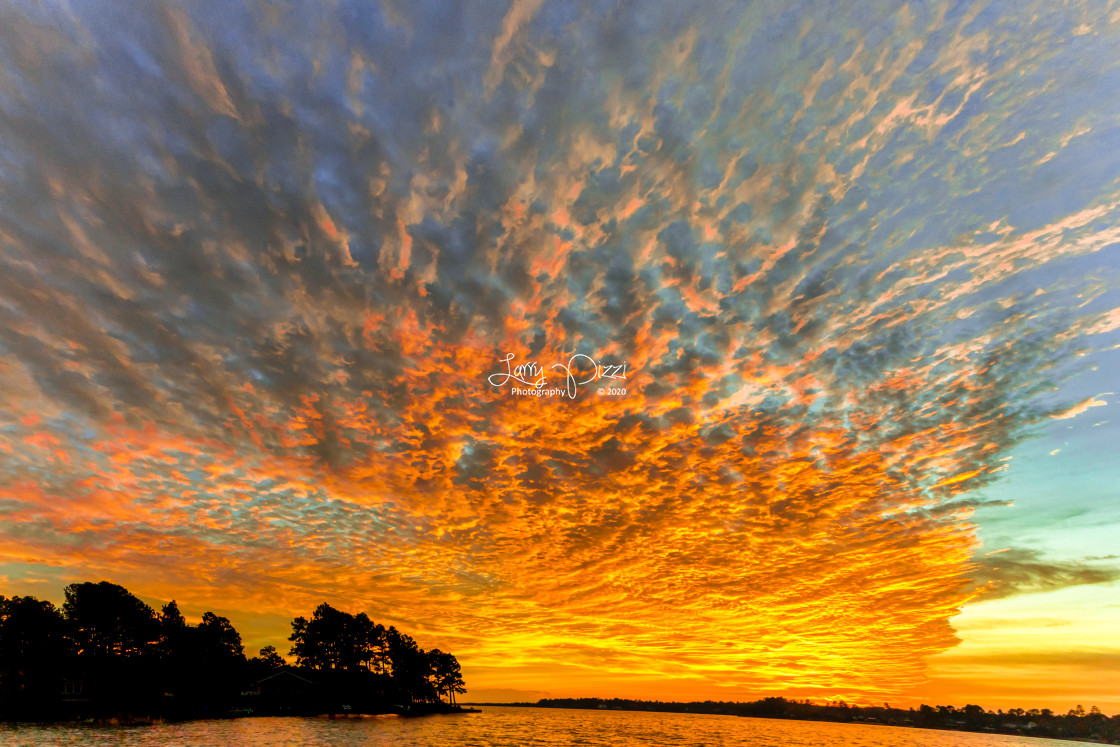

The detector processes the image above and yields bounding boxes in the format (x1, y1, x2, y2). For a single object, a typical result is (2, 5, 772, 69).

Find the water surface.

(0, 706, 1089, 746)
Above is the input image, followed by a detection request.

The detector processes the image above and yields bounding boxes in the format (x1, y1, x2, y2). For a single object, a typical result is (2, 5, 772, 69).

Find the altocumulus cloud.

(1, 0, 1119, 700)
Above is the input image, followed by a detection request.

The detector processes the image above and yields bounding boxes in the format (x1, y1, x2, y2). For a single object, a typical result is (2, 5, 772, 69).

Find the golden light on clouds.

(0, 309, 1026, 702)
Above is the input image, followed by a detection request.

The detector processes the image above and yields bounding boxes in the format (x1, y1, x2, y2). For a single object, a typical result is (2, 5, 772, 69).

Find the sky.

(0, 0, 1118, 713)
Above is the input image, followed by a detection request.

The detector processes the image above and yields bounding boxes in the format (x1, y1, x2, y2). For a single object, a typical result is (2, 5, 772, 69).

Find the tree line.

(288, 601, 465, 708)
(0, 581, 465, 720)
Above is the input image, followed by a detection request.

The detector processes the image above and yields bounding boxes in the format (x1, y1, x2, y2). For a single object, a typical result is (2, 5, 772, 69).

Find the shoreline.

(464, 701, 1116, 745)
(1, 703, 481, 728)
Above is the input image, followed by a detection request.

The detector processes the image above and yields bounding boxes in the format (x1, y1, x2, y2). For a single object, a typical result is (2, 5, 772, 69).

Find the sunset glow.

(1, 0, 1118, 713)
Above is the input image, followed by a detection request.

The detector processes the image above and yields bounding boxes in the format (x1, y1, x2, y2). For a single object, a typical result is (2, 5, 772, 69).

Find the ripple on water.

(0, 707, 1093, 747)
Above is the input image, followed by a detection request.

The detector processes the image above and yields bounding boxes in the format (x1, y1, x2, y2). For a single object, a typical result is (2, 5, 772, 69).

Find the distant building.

(243, 670, 320, 715)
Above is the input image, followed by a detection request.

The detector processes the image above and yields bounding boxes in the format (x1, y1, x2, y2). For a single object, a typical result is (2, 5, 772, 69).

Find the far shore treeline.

(500, 698, 1120, 744)
(0, 581, 465, 721)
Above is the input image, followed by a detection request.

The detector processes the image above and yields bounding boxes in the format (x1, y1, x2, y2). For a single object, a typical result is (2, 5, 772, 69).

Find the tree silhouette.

(62, 581, 158, 658)
(385, 626, 435, 704)
(288, 603, 386, 673)
(160, 600, 185, 627)
(0, 595, 70, 712)
(428, 649, 465, 705)
(1, 582, 471, 719)
(58, 582, 164, 713)
(287, 607, 454, 706)
(256, 645, 285, 670)
(353, 612, 387, 673)
(157, 601, 189, 662)
(198, 612, 244, 661)
(290, 603, 348, 670)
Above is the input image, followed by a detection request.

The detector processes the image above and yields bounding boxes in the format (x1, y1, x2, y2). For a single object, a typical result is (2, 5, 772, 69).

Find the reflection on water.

(0, 706, 1090, 746)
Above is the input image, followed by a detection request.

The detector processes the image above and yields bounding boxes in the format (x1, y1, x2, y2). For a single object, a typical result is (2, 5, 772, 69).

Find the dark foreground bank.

(0, 581, 466, 723)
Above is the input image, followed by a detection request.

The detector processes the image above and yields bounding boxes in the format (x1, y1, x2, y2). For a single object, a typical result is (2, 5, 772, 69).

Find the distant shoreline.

(461, 698, 1117, 745)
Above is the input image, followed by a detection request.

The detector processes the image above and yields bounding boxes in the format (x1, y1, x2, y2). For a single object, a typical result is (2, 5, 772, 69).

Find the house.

(244, 670, 320, 715)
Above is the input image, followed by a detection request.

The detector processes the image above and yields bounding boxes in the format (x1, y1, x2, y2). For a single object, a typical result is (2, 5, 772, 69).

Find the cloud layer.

(1, 0, 1119, 701)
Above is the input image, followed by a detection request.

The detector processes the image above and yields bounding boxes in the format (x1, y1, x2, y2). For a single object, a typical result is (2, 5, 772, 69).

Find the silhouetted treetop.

(198, 611, 244, 660)
(255, 645, 285, 670)
(160, 600, 186, 628)
(289, 602, 386, 673)
(428, 649, 465, 706)
(63, 581, 158, 658)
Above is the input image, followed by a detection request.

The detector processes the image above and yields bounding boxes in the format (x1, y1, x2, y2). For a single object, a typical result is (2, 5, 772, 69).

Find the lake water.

(0, 706, 1088, 746)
